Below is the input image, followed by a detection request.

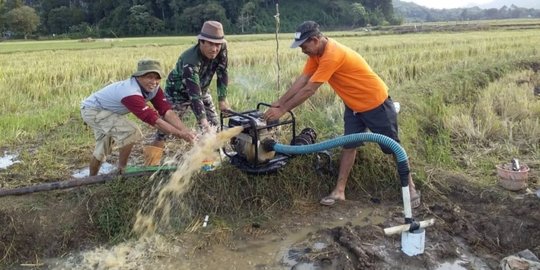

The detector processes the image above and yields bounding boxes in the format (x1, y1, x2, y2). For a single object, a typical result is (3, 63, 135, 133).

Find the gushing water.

(53, 127, 242, 270)
(133, 126, 243, 237)
(57, 235, 183, 270)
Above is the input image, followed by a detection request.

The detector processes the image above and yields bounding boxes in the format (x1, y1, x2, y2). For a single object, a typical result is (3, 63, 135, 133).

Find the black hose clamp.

(405, 218, 420, 232)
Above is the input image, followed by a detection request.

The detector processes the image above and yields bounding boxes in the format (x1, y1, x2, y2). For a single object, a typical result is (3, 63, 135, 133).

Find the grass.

(92, 178, 149, 243)
(0, 19, 539, 244)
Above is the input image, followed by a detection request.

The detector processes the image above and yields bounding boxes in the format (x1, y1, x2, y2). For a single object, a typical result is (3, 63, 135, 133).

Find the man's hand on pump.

(263, 105, 285, 122)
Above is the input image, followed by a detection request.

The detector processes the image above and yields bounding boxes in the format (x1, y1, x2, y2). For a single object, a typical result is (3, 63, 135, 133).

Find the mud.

(278, 175, 540, 270)
(1, 171, 539, 269)
(0, 192, 105, 266)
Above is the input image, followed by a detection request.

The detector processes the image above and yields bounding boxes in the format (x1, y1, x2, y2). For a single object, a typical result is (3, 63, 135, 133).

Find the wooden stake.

(384, 218, 435, 236)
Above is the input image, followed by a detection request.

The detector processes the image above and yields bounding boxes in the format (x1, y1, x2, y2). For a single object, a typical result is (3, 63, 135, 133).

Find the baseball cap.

(290, 21, 321, 48)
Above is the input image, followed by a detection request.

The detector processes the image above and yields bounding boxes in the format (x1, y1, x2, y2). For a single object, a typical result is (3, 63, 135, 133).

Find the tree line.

(0, 0, 399, 39)
(2, 0, 538, 40)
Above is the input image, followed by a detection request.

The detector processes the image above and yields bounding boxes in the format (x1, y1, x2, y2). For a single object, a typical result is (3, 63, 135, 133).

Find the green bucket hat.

(132, 59, 164, 79)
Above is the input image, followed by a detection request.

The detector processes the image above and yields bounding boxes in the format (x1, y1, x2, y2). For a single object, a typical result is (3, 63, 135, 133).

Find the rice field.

(0, 19, 539, 186)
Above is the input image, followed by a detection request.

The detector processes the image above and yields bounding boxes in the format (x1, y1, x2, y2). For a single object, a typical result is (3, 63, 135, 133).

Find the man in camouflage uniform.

(147, 21, 231, 162)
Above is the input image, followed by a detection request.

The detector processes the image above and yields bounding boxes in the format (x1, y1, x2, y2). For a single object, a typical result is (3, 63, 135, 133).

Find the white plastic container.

(401, 228, 425, 256)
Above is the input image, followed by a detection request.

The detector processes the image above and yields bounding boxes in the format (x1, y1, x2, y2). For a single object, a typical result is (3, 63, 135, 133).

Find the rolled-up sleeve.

(122, 95, 160, 125)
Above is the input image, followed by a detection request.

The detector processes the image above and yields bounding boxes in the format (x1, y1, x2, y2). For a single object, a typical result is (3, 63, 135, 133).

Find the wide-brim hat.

(132, 59, 164, 79)
(291, 21, 321, 48)
(197, 21, 226, 44)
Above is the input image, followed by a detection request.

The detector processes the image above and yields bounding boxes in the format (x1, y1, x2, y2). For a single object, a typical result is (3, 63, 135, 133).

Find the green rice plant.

(442, 69, 540, 184)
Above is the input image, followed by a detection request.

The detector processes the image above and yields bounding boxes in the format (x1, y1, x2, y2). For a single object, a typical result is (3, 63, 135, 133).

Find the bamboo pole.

(383, 218, 435, 236)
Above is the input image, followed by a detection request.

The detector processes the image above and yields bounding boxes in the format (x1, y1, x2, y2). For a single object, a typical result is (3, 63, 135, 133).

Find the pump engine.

(220, 103, 316, 174)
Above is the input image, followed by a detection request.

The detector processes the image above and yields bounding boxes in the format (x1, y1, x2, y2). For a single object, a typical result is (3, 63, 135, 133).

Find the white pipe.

(402, 186, 412, 219)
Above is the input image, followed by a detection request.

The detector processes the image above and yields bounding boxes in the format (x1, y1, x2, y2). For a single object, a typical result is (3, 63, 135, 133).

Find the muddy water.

(133, 127, 243, 237)
(53, 127, 247, 269)
(50, 206, 387, 270)
(158, 211, 387, 270)
(433, 237, 491, 270)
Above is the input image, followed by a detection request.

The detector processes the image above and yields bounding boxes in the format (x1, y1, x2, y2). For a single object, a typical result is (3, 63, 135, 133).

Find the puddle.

(435, 256, 491, 270)
(0, 152, 21, 169)
(278, 209, 386, 269)
(71, 162, 115, 178)
(436, 260, 468, 270)
(435, 237, 491, 270)
(46, 207, 386, 270)
(191, 208, 386, 270)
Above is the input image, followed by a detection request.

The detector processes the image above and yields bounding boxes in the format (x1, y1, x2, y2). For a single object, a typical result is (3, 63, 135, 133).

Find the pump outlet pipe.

(0, 166, 177, 197)
(263, 132, 418, 228)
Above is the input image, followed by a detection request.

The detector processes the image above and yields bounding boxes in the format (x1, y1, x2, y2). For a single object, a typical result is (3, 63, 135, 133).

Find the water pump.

(220, 103, 316, 174)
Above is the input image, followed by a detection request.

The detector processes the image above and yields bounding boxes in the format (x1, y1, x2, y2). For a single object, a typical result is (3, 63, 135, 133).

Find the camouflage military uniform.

(165, 42, 228, 127)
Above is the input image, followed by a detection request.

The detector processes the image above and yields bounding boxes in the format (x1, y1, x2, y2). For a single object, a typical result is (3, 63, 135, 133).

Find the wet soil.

(278, 178, 540, 270)
(0, 171, 539, 269)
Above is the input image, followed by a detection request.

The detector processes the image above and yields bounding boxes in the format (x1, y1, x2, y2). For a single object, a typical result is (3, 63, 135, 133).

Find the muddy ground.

(0, 170, 539, 269)
(278, 175, 540, 270)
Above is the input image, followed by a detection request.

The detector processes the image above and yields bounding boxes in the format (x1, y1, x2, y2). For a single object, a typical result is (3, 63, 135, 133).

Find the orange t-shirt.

(303, 38, 388, 112)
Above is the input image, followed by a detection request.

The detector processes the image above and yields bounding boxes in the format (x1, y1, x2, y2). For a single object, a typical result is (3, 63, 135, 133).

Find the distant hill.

(479, 0, 540, 9)
(393, 0, 540, 10)
(393, 0, 540, 22)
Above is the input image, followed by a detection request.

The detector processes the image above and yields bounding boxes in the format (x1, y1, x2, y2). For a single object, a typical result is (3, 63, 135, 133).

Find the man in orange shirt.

(263, 21, 420, 208)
